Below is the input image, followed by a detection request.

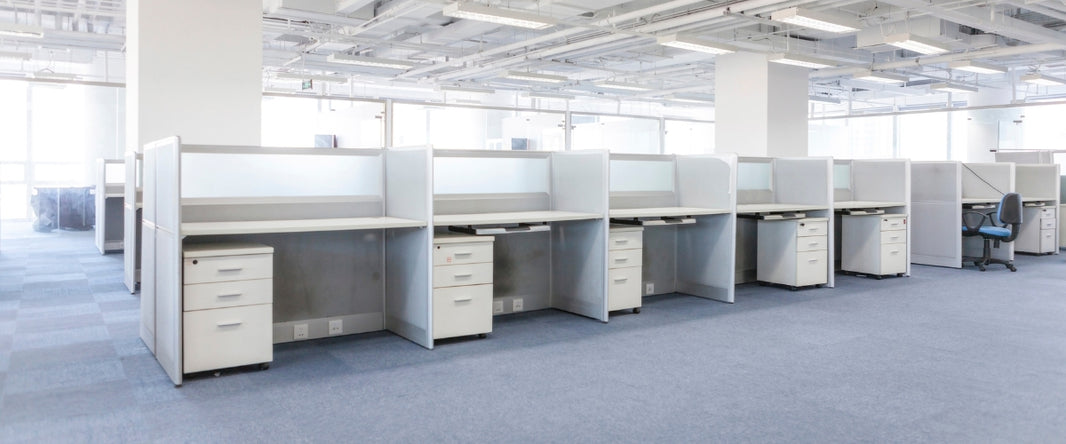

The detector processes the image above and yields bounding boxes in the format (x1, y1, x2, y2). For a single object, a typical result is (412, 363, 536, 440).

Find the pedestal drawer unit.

(433, 234, 494, 340)
(609, 226, 643, 313)
(757, 217, 828, 288)
(1016, 206, 1057, 254)
(842, 213, 907, 277)
(182, 242, 273, 374)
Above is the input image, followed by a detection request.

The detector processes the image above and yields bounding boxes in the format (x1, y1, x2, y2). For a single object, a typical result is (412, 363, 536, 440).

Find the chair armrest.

(962, 211, 991, 234)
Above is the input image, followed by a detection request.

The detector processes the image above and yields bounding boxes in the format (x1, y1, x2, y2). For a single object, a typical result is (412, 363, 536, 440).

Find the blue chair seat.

(978, 226, 1011, 237)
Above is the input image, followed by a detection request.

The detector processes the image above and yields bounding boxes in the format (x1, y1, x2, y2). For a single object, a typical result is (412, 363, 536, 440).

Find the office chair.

(961, 192, 1022, 272)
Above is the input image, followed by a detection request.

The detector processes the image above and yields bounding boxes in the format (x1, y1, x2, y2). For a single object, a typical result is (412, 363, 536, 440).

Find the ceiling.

(2, 0, 1066, 113)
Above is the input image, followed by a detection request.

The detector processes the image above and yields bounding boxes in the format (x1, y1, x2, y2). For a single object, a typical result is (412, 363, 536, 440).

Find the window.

(393, 104, 563, 150)
(571, 114, 660, 153)
(664, 119, 714, 154)
(262, 96, 384, 148)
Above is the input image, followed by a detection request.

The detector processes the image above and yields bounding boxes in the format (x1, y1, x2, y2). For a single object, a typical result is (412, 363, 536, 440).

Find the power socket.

(512, 298, 524, 312)
(645, 282, 655, 295)
(293, 323, 308, 340)
(493, 300, 504, 314)
(328, 319, 343, 335)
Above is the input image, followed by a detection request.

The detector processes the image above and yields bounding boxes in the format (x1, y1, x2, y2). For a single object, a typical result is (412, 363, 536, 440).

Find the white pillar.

(126, 0, 262, 152)
(714, 52, 809, 157)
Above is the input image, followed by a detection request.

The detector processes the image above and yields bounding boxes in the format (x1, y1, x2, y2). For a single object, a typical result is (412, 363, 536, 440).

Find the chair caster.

(259, 363, 270, 371)
(978, 265, 987, 272)
(633, 307, 641, 314)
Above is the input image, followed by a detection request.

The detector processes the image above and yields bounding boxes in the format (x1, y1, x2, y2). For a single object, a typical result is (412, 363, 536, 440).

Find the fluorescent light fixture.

(326, 53, 415, 70)
(853, 69, 909, 84)
(442, 2, 554, 30)
(596, 81, 650, 91)
(29, 70, 78, 80)
(949, 60, 1006, 75)
(883, 33, 950, 55)
(808, 95, 841, 104)
(931, 82, 978, 94)
(770, 7, 859, 33)
(264, 86, 316, 94)
(657, 34, 735, 55)
(0, 23, 44, 38)
(438, 84, 496, 94)
(1020, 72, 1066, 86)
(768, 53, 836, 69)
(525, 91, 575, 100)
(663, 93, 714, 104)
(0, 50, 31, 60)
(275, 72, 348, 83)
(503, 70, 568, 83)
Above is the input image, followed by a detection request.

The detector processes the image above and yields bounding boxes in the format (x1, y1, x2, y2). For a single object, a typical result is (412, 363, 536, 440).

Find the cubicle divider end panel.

(552, 151, 608, 214)
(644, 226, 679, 295)
(551, 219, 608, 321)
(385, 147, 433, 348)
(139, 148, 157, 355)
(124, 151, 139, 293)
(910, 162, 962, 267)
(677, 214, 735, 303)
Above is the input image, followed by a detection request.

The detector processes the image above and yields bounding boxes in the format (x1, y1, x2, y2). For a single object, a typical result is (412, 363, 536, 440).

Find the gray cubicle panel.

(608, 153, 736, 303)
(124, 151, 143, 294)
(95, 159, 125, 254)
(841, 159, 912, 275)
(431, 149, 609, 322)
(911, 161, 962, 267)
(775, 157, 835, 288)
(142, 139, 432, 385)
(1014, 163, 1061, 253)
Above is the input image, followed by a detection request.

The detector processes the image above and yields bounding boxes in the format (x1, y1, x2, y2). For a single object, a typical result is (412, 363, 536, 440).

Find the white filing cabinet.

(841, 214, 907, 277)
(757, 217, 828, 289)
(433, 234, 494, 340)
(608, 226, 643, 314)
(182, 243, 273, 374)
(1015, 205, 1057, 254)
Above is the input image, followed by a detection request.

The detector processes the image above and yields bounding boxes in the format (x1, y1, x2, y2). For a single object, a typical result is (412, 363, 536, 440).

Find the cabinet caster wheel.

(259, 363, 270, 371)
(978, 266, 986, 272)
(897, 273, 904, 277)
(875, 275, 883, 280)
(789, 286, 798, 291)
(1008, 266, 1017, 272)
(477, 333, 487, 339)
(213, 371, 222, 377)
(633, 307, 641, 314)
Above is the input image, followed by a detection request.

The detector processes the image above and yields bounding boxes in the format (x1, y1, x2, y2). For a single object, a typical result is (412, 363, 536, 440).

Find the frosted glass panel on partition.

(833, 164, 851, 190)
(738, 162, 772, 191)
(609, 159, 674, 192)
(105, 163, 125, 183)
(434, 157, 549, 194)
(181, 153, 381, 198)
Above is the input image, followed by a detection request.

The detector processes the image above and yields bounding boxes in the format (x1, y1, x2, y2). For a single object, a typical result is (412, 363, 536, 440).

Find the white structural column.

(126, 0, 263, 151)
(714, 52, 808, 157)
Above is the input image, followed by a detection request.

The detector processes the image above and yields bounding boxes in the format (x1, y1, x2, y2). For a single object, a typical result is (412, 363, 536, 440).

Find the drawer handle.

(614, 258, 629, 263)
(454, 251, 473, 257)
(216, 320, 243, 328)
(217, 267, 243, 273)
(614, 277, 628, 283)
(808, 242, 820, 246)
(217, 292, 242, 298)
(889, 236, 900, 241)
(453, 296, 473, 302)
(807, 259, 819, 263)
(453, 273, 473, 278)
(614, 239, 629, 244)
(889, 250, 900, 255)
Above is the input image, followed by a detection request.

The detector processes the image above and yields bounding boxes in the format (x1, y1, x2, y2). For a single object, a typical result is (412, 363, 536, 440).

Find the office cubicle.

(95, 159, 125, 254)
(432, 150, 609, 321)
(735, 157, 834, 288)
(608, 153, 736, 303)
(1014, 164, 1060, 254)
(124, 151, 143, 293)
(141, 137, 431, 385)
(832, 159, 911, 276)
(911, 162, 1015, 268)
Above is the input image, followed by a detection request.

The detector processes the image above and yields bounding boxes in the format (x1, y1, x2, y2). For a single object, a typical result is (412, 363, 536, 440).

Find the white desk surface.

(736, 203, 827, 214)
(834, 200, 906, 210)
(105, 193, 124, 198)
(962, 198, 1000, 204)
(1022, 196, 1056, 202)
(182, 216, 426, 236)
(609, 206, 730, 218)
(434, 210, 601, 226)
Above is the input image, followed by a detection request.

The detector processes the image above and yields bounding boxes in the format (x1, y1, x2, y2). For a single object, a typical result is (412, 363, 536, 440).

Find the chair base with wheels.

(962, 192, 1022, 272)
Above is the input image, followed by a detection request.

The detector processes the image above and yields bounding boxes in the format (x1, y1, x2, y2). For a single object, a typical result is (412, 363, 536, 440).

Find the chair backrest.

(996, 192, 1022, 225)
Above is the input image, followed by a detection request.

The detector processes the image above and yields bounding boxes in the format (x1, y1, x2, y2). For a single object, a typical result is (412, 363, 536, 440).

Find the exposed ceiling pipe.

(812, 42, 1064, 77)
(879, 0, 1066, 45)
(1004, 0, 1066, 22)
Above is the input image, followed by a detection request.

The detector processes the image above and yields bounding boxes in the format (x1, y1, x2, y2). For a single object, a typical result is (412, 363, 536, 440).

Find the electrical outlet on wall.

(645, 283, 655, 295)
(294, 324, 308, 340)
(493, 300, 504, 314)
(512, 298, 524, 312)
(328, 319, 343, 335)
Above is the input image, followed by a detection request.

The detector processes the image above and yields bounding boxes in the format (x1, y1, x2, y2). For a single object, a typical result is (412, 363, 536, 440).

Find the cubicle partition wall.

(735, 157, 834, 288)
(608, 154, 736, 303)
(142, 137, 432, 385)
(432, 150, 609, 321)
(124, 151, 143, 293)
(911, 162, 1015, 268)
(1013, 164, 1060, 254)
(833, 159, 911, 276)
(95, 159, 125, 254)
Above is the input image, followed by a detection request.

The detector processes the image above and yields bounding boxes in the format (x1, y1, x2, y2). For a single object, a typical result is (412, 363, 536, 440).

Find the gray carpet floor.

(1, 225, 1065, 443)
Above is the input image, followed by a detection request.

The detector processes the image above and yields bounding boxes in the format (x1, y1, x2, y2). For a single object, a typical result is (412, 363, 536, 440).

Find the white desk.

(737, 203, 827, 214)
(962, 198, 999, 205)
(609, 207, 730, 218)
(1022, 196, 1056, 203)
(434, 210, 601, 226)
(834, 200, 906, 210)
(182, 217, 426, 236)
